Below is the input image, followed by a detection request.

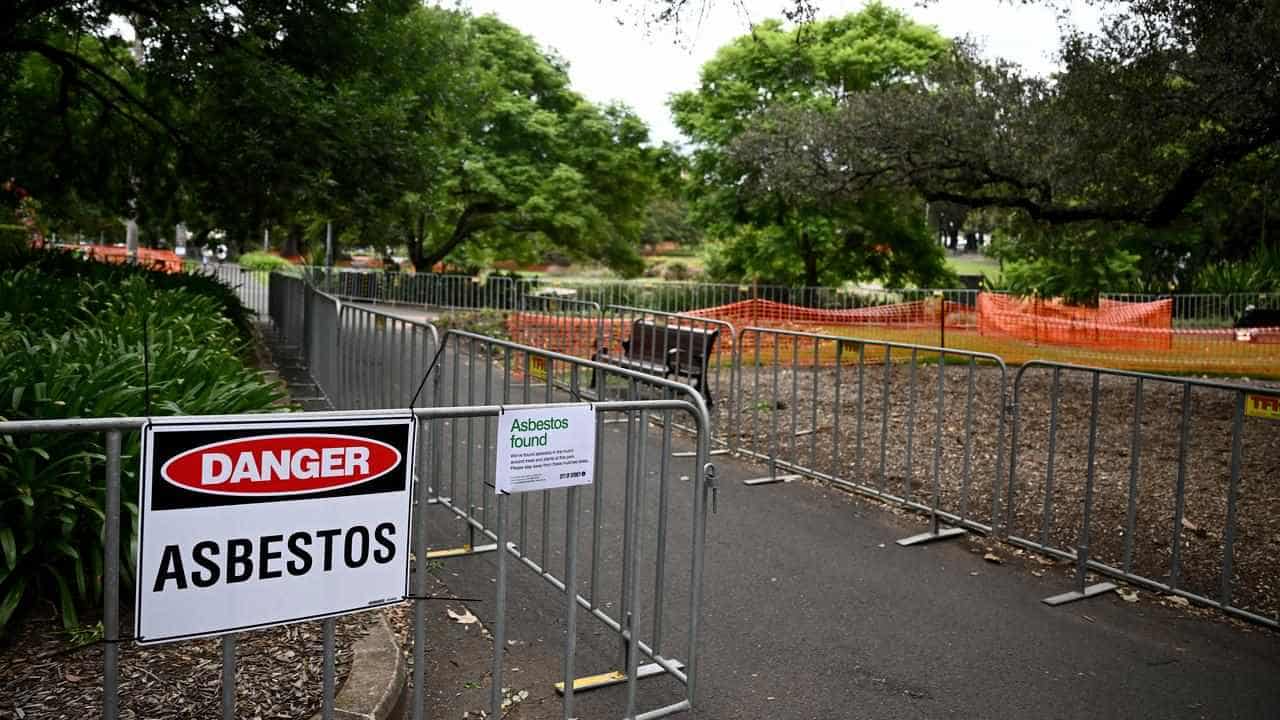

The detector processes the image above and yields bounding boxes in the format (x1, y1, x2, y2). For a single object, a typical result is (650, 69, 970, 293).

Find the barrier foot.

(553, 661, 683, 695)
(673, 448, 730, 458)
(896, 527, 966, 547)
(744, 474, 801, 486)
(426, 543, 498, 559)
(425, 496, 452, 505)
(1042, 582, 1117, 606)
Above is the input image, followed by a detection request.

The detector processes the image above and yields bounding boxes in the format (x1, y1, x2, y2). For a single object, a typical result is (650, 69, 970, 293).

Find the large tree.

(670, 4, 954, 287)
(719, 1, 1280, 289)
(396, 15, 655, 276)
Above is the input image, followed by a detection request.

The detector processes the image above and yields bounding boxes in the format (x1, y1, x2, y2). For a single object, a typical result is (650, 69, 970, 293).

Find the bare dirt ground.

(730, 361, 1280, 622)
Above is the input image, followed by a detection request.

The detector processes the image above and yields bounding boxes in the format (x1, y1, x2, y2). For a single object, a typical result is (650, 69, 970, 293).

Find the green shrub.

(0, 252, 285, 633)
(999, 248, 1142, 306)
(1191, 244, 1280, 293)
(238, 250, 294, 273)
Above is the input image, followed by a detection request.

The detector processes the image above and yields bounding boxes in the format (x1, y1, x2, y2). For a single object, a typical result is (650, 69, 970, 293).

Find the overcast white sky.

(462, 0, 1103, 145)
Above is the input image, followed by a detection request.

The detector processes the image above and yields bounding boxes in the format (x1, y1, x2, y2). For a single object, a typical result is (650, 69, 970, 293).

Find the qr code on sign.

(559, 471, 587, 479)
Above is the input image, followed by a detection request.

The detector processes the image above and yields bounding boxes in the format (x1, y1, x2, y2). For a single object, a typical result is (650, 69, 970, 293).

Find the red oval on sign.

(160, 434, 402, 497)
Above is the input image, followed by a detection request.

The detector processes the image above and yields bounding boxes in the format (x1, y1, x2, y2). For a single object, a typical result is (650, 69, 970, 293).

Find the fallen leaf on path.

(983, 553, 1003, 564)
(448, 608, 478, 625)
(1119, 589, 1139, 603)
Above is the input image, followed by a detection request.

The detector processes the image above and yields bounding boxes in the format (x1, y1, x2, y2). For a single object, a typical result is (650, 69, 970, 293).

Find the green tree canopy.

(4, 3, 661, 275)
(670, 4, 953, 287)
(393, 15, 655, 276)
(718, 1, 1280, 291)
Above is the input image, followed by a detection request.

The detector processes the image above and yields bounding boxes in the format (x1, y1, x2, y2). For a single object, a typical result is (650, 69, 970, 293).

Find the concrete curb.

(308, 613, 407, 720)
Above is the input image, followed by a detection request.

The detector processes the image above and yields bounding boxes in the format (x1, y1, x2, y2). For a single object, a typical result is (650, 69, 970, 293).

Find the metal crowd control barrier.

(198, 263, 271, 317)
(332, 303, 440, 412)
(600, 305, 737, 453)
(301, 266, 525, 310)
(0, 398, 711, 720)
(269, 273, 308, 350)
(733, 327, 1008, 542)
(1005, 362, 1280, 627)
(253, 268, 1280, 630)
(263, 276, 717, 716)
(425, 330, 716, 719)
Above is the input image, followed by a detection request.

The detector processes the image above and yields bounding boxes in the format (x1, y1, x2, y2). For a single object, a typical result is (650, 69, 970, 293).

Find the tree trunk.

(800, 229, 819, 287)
(283, 223, 302, 258)
(416, 203, 501, 271)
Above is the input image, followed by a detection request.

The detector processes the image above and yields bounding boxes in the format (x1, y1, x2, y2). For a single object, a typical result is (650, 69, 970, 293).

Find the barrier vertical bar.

(1123, 378, 1144, 573)
(1043, 371, 1116, 605)
(653, 388, 673, 654)
(1170, 383, 1192, 590)
(466, 337, 477, 551)
(789, 339, 800, 460)
(542, 359, 554, 574)
(624, 411, 649, 720)
(879, 346, 891, 493)
(490, 493, 509, 719)
(412, 416, 430, 720)
(483, 339, 494, 533)
(619, 381, 638, 667)
(222, 636, 236, 719)
(832, 341, 844, 479)
(562, 484, 582, 720)
(322, 618, 336, 719)
(856, 343, 866, 481)
(992, 368, 1009, 537)
(898, 353, 965, 546)
(959, 358, 976, 521)
(903, 349, 918, 500)
(809, 338, 819, 471)
(1221, 392, 1244, 607)
(1041, 368, 1062, 547)
(103, 430, 121, 720)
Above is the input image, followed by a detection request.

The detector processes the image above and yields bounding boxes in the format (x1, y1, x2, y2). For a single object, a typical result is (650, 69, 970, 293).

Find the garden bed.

(0, 609, 370, 719)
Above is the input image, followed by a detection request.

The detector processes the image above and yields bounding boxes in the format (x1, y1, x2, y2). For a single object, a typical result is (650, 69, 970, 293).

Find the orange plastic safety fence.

(685, 297, 973, 329)
(57, 244, 185, 273)
(976, 293, 1174, 350)
(505, 313, 620, 361)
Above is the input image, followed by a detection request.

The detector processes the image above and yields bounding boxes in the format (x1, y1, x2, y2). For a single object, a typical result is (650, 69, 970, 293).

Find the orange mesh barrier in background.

(505, 313, 619, 360)
(686, 298, 974, 329)
(977, 293, 1173, 350)
(60, 244, 185, 273)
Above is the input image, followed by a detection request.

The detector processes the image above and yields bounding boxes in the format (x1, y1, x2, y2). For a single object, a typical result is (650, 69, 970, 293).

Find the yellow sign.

(1245, 393, 1280, 420)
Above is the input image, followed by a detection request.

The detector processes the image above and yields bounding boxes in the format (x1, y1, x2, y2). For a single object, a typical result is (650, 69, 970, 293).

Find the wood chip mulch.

(1, 607, 372, 720)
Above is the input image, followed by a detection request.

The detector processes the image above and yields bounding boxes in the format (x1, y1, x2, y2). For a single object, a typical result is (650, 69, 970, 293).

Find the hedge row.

(0, 250, 285, 633)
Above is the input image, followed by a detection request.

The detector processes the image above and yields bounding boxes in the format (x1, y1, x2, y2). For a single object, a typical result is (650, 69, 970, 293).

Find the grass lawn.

(946, 254, 1002, 282)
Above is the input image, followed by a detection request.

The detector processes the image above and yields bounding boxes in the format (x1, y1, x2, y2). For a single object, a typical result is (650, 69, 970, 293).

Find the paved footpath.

(356, 304, 1280, 720)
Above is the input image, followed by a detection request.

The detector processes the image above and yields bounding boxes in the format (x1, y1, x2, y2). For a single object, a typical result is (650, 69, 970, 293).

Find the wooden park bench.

(594, 318, 719, 406)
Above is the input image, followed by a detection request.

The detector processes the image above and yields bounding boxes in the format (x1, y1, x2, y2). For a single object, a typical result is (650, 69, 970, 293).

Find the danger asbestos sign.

(135, 414, 415, 645)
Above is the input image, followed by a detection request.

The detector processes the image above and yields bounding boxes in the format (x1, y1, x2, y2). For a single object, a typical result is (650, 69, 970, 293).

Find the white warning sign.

(495, 404, 596, 494)
(135, 413, 415, 645)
